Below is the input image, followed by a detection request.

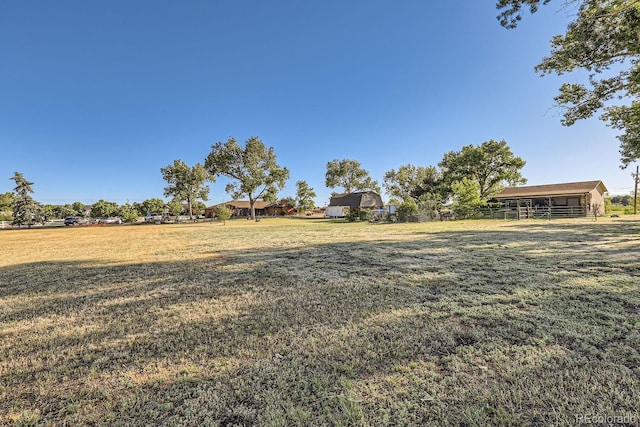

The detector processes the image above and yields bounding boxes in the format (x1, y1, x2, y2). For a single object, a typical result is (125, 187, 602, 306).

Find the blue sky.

(1, 1, 636, 207)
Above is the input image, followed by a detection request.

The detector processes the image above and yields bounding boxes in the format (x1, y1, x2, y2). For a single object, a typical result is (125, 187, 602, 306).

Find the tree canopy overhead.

(205, 136, 289, 220)
(498, 0, 640, 166)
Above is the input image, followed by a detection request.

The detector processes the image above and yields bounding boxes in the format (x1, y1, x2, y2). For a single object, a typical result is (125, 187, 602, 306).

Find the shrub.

(397, 199, 419, 222)
(359, 209, 372, 222)
(345, 210, 359, 222)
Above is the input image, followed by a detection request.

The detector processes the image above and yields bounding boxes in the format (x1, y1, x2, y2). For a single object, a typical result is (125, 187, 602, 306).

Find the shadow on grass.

(1, 221, 639, 425)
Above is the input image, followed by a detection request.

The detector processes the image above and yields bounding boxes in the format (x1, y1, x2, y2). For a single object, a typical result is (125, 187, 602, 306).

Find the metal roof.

(494, 180, 607, 199)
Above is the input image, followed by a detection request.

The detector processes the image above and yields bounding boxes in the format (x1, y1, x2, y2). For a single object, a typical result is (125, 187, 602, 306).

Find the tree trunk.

(249, 196, 255, 220)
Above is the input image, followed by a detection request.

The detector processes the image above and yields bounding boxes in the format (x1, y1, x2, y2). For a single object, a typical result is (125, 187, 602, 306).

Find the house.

(493, 180, 608, 218)
(205, 200, 272, 218)
(204, 199, 296, 218)
(328, 191, 384, 213)
(265, 199, 296, 216)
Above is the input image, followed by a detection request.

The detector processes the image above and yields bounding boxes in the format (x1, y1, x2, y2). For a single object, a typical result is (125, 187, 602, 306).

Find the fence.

(0, 220, 65, 229)
(477, 206, 590, 220)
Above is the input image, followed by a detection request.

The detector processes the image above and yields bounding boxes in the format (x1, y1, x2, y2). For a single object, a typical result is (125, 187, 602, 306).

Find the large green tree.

(135, 198, 166, 216)
(295, 180, 317, 215)
(90, 200, 119, 218)
(439, 139, 526, 200)
(205, 136, 289, 220)
(57, 204, 79, 219)
(10, 172, 41, 228)
(71, 202, 87, 217)
(498, 0, 640, 166)
(325, 158, 381, 194)
(161, 160, 210, 219)
(383, 164, 435, 201)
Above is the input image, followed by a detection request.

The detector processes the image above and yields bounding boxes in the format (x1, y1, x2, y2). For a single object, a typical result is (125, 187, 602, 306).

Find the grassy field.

(1, 217, 639, 426)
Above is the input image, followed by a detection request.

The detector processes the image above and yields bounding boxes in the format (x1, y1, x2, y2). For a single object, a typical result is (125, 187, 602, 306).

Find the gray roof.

(329, 192, 384, 208)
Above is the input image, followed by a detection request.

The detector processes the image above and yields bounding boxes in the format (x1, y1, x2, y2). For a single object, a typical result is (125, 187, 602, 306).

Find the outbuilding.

(327, 191, 384, 215)
(493, 180, 608, 218)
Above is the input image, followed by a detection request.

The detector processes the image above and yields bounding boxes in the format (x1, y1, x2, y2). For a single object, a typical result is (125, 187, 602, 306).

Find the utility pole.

(634, 165, 639, 215)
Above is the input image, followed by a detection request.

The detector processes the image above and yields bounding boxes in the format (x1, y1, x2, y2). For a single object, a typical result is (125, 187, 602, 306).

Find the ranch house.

(204, 199, 296, 218)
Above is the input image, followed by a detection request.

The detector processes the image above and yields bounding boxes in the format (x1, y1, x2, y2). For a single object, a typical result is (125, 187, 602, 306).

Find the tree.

(161, 160, 210, 219)
(497, 0, 640, 166)
(0, 192, 14, 211)
(71, 202, 87, 217)
(192, 201, 207, 217)
(611, 194, 632, 205)
(205, 136, 289, 220)
(325, 159, 381, 194)
(41, 204, 56, 222)
(118, 203, 140, 223)
(439, 140, 526, 200)
(451, 177, 486, 219)
(215, 205, 232, 225)
(57, 204, 78, 218)
(167, 199, 184, 218)
(135, 198, 165, 216)
(10, 172, 40, 228)
(383, 164, 435, 201)
(90, 200, 119, 218)
(417, 192, 445, 220)
(295, 180, 316, 215)
(405, 166, 449, 203)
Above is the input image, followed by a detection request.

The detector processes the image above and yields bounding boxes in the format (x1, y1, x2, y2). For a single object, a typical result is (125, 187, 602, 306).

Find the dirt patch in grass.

(1, 218, 639, 425)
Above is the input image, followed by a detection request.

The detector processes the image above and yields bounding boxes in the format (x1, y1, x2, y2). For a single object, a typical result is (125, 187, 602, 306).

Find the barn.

(327, 191, 384, 217)
(493, 180, 608, 219)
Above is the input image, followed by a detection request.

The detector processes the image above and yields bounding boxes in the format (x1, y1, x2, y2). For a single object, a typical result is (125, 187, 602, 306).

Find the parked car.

(64, 217, 83, 226)
(103, 217, 123, 224)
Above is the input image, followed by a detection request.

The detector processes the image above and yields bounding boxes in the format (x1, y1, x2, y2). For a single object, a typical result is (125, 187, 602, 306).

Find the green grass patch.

(1, 218, 639, 425)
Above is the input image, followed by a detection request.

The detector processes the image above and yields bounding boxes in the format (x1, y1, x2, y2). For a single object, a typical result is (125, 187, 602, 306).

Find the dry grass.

(1, 217, 639, 426)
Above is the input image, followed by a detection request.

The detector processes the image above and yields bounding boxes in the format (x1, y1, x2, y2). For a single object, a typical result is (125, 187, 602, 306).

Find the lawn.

(1, 217, 639, 426)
